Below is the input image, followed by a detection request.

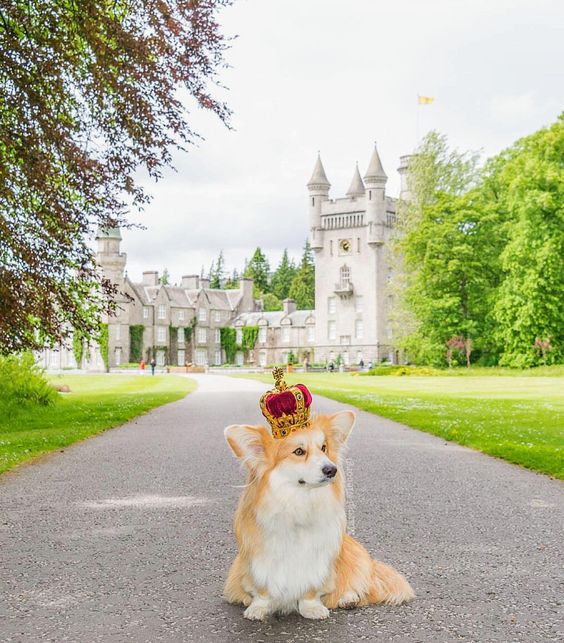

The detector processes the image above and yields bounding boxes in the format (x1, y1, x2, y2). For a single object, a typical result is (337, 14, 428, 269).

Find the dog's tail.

(368, 558, 415, 605)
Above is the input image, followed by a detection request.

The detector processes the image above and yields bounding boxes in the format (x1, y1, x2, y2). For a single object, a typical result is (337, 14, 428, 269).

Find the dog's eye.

(293, 447, 305, 456)
(321, 444, 327, 452)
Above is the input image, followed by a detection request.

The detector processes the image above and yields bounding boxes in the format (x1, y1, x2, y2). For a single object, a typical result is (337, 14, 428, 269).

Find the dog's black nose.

(322, 464, 337, 478)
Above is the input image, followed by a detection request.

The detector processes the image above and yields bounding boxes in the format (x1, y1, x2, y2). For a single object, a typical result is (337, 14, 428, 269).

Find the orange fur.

(224, 412, 414, 618)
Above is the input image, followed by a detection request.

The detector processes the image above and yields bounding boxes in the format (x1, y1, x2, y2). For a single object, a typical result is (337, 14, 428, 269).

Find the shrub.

(362, 365, 442, 377)
(0, 353, 57, 413)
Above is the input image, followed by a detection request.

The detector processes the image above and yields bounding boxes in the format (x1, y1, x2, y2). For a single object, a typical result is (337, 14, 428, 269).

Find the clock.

(339, 238, 352, 255)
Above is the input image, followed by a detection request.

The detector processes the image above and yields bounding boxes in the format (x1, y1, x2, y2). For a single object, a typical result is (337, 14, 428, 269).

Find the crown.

(259, 367, 313, 439)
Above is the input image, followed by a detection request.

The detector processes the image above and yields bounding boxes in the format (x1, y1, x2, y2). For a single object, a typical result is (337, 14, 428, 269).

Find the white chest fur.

(251, 472, 346, 606)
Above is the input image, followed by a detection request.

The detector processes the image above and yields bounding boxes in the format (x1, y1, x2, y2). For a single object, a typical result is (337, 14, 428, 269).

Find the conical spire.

(307, 153, 331, 189)
(364, 143, 387, 183)
(346, 163, 365, 197)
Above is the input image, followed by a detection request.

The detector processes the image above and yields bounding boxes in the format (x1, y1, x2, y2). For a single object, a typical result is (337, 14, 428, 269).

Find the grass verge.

(0, 374, 196, 475)
(240, 372, 564, 479)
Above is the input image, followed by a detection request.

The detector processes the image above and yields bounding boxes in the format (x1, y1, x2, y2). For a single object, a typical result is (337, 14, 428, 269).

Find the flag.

(418, 95, 435, 105)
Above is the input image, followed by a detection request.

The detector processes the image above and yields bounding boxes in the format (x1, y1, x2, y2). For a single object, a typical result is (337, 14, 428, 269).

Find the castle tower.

(397, 154, 413, 202)
(307, 154, 331, 250)
(95, 226, 127, 288)
(364, 143, 388, 245)
(309, 144, 401, 367)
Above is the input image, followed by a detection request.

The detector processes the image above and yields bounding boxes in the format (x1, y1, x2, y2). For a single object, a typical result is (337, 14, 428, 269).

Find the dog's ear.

(224, 424, 268, 466)
(330, 410, 356, 444)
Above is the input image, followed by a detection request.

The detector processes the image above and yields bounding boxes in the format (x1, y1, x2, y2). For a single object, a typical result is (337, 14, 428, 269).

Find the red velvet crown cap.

(264, 384, 312, 418)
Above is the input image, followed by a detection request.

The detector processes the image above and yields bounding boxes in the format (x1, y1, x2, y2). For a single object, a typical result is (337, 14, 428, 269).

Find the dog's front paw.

(338, 591, 360, 609)
(244, 602, 270, 621)
(299, 600, 330, 620)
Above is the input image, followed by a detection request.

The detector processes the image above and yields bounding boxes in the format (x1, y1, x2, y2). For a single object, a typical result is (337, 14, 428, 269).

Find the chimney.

(239, 278, 254, 312)
(181, 275, 199, 289)
(142, 271, 159, 286)
(283, 298, 296, 315)
(200, 277, 210, 289)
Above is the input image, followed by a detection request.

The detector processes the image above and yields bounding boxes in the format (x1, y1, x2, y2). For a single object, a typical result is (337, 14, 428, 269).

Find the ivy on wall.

(129, 325, 144, 363)
(72, 330, 84, 367)
(220, 327, 237, 364)
(99, 323, 109, 371)
(241, 326, 259, 352)
(184, 317, 198, 344)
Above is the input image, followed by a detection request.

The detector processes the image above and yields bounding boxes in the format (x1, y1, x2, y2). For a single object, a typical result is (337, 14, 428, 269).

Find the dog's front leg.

(298, 591, 330, 620)
(243, 593, 272, 621)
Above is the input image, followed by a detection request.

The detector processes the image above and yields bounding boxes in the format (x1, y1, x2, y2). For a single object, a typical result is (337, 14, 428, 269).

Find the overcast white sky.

(122, 0, 563, 283)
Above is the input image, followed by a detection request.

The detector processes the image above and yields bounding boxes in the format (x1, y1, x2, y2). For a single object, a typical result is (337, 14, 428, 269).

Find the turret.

(398, 154, 413, 202)
(95, 225, 126, 286)
(307, 154, 330, 251)
(363, 144, 387, 245)
(346, 163, 365, 198)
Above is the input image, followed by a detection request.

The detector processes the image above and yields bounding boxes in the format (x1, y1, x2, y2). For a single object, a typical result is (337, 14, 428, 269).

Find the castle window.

(215, 329, 221, 344)
(236, 328, 243, 344)
(259, 327, 267, 344)
(215, 350, 222, 366)
(199, 308, 207, 322)
(178, 328, 184, 345)
(328, 297, 336, 314)
(197, 328, 207, 343)
(355, 296, 363, 313)
(340, 265, 351, 289)
(328, 321, 336, 341)
(214, 310, 221, 322)
(157, 326, 166, 343)
(307, 325, 315, 342)
(355, 319, 364, 339)
(179, 310, 185, 321)
(195, 349, 207, 366)
(282, 326, 290, 343)
(158, 304, 166, 319)
(177, 349, 185, 365)
(143, 307, 149, 319)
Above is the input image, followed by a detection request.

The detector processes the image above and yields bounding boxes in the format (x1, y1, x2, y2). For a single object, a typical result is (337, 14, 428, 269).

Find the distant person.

(139, 359, 146, 375)
(368, 360, 373, 370)
(303, 356, 309, 372)
(359, 358, 365, 370)
(328, 361, 335, 373)
(150, 358, 156, 376)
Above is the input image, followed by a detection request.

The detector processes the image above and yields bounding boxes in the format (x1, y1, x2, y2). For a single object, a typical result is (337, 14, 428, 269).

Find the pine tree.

(289, 240, 315, 309)
(209, 250, 225, 288)
(271, 249, 297, 300)
(223, 268, 240, 290)
(159, 268, 171, 286)
(244, 247, 270, 294)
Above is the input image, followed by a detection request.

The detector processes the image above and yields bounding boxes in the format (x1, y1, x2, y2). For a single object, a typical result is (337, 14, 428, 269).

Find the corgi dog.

(224, 410, 414, 620)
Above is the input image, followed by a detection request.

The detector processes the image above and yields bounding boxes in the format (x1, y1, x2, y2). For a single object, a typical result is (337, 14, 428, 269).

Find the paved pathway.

(1, 374, 562, 642)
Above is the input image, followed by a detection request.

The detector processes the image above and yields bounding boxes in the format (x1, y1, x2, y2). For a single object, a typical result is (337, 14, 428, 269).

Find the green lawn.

(0, 374, 196, 475)
(241, 372, 564, 479)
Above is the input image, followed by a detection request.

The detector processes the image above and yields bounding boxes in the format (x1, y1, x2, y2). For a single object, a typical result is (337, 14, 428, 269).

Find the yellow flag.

(418, 95, 435, 105)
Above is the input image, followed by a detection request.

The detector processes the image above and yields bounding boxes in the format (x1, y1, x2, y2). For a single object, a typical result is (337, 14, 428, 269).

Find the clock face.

(339, 238, 352, 254)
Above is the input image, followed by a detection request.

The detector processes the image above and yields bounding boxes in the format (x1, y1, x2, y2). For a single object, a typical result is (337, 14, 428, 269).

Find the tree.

(270, 249, 297, 301)
(209, 250, 225, 288)
(159, 268, 170, 286)
(0, 0, 232, 353)
(492, 116, 564, 367)
(244, 247, 270, 294)
(289, 240, 315, 309)
(263, 292, 283, 311)
(223, 268, 240, 290)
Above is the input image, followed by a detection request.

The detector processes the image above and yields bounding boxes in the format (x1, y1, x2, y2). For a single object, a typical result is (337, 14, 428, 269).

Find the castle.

(38, 145, 409, 370)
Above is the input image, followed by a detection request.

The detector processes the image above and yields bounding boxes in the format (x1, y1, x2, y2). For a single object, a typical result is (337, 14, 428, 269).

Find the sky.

(121, 0, 564, 284)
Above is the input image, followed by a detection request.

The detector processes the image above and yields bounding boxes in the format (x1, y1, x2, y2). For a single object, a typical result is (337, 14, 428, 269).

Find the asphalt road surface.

(1, 374, 562, 642)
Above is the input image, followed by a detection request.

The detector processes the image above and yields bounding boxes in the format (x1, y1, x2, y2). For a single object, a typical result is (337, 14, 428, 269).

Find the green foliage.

(0, 353, 56, 416)
(263, 292, 283, 311)
(220, 327, 237, 363)
(364, 365, 442, 377)
(159, 268, 170, 286)
(209, 250, 225, 288)
(129, 325, 144, 363)
(241, 326, 259, 352)
(492, 116, 564, 367)
(183, 317, 197, 345)
(72, 330, 85, 367)
(244, 247, 270, 293)
(271, 249, 297, 300)
(223, 268, 240, 289)
(289, 239, 315, 309)
(98, 324, 109, 372)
